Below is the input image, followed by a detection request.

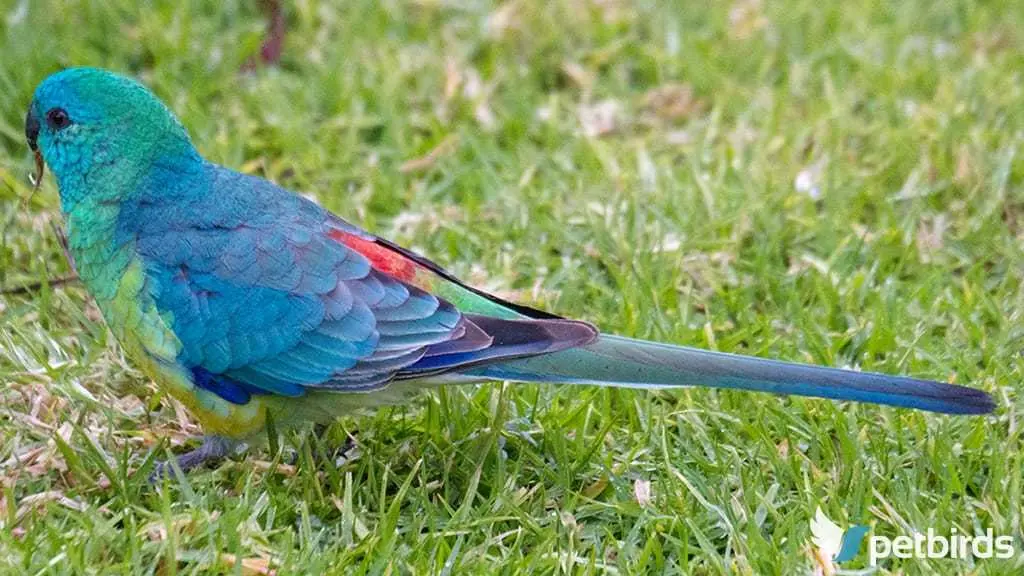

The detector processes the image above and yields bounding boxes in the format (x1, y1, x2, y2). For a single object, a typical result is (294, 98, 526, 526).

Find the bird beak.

(30, 150, 44, 190)
(25, 108, 44, 189)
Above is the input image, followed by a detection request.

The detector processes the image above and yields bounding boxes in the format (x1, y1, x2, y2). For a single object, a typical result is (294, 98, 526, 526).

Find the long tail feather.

(464, 335, 995, 415)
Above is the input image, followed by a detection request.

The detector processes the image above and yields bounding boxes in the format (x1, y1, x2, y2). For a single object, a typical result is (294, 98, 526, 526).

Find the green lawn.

(1, 1, 1022, 573)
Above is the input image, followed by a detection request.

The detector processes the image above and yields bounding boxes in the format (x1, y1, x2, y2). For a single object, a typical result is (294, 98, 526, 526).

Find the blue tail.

(464, 335, 994, 415)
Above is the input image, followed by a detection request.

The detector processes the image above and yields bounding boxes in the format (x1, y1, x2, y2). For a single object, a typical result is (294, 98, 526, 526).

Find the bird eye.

(45, 108, 71, 131)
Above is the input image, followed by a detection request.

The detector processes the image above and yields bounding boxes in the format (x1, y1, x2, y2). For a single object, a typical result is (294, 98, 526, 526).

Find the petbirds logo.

(809, 507, 1017, 570)
(810, 507, 869, 566)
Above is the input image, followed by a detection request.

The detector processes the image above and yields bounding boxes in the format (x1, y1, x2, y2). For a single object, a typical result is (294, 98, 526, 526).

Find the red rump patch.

(328, 229, 420, 282)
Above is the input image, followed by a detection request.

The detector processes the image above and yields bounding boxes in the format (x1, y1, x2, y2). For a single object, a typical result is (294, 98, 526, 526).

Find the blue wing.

(128, 165, 596, 404)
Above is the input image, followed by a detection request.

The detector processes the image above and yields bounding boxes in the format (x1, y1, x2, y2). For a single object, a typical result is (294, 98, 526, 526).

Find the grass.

(0, 0, 1022, 573)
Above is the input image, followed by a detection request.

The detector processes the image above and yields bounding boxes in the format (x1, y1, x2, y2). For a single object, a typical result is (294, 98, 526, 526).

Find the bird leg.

(150, 435, 244, 481)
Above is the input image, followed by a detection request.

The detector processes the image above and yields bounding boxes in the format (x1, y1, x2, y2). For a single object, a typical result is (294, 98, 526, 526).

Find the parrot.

(23, 68, 994, 474)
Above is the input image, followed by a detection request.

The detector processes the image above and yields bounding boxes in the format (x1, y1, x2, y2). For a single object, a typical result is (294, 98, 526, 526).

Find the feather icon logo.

(810, 507, 869, 565)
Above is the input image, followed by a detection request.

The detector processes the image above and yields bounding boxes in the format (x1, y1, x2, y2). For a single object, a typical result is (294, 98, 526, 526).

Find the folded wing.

(135, 168, 595, 404)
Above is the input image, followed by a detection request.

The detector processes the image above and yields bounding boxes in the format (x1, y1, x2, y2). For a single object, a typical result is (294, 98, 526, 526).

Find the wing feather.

(133, 166, 596, 403)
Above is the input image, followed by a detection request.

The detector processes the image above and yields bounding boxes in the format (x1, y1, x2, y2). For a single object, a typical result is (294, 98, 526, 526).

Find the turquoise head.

(26, 67, 198, 207)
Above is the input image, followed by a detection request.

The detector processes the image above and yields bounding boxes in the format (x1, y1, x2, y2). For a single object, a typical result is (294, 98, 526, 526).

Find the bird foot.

(149, 435, 244, 482)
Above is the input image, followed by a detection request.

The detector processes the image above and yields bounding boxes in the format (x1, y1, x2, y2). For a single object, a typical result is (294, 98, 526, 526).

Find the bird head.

(26, 67, 198, 201)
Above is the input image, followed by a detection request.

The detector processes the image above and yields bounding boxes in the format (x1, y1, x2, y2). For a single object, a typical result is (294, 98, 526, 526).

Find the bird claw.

(148, 435, 243, 483)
